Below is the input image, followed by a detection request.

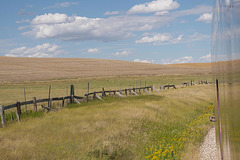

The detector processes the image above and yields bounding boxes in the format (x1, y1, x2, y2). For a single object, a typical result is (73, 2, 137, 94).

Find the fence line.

(0, 80, 211, 127)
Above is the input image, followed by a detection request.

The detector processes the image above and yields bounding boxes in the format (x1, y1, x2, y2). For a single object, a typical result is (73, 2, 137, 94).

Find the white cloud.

(24, 13, 173, 42)
(88, 48, 99, 53)
(136, 33, 172, 44)
(136, 32, 209, 45)
(155, 11, 169, 15)
(5, 43, 64, 57)
(45, 2, 78, 9)
(200, 54, 211, 62)
(162, 56, 193, 64)
(104, 11, 120, 15)
(134, 59, 152, 63)
(196, 13, 212, 23)
(127, 0, 179, 14)
(31, 13, 75, 25)
(112, 51, 130, 57)
(21, 5, 212, 43)
(170, 34, 183, 44)
(16, 19, 30, 24)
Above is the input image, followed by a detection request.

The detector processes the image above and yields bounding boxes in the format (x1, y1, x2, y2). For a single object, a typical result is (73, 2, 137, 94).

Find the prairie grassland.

(0, 84, 213, 160)
(0, 56, 210, 82)
(0, 74, 211, 106)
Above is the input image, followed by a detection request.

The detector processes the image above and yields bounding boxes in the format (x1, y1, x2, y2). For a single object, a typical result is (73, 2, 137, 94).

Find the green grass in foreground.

(0, 84, 213, 160)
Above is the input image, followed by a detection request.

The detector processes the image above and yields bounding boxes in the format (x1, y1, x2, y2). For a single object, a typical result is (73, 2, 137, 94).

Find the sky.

(0, 0, 214, 64)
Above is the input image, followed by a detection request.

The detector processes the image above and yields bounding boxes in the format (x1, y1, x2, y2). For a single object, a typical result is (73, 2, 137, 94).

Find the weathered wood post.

(16, 102, 21, 122)
(62, 97, 65, 108)
(16, 102, 21, 116)
(93, 92, 96, 99)
(151, 85, 153, 92)
(33, 97, 37, 112)
(49, 98, 52, 108)
(102, 88, 106, 97)
(48, 85, 51, 107)
(70, 84, 74, 103)
(0, 105, 5, 127)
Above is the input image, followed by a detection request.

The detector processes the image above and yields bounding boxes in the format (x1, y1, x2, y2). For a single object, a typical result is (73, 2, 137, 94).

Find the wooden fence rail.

(0, 80, 211, 127)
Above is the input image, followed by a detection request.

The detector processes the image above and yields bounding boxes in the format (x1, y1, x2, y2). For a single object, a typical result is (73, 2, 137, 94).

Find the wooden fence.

(0, 80, 211, 127)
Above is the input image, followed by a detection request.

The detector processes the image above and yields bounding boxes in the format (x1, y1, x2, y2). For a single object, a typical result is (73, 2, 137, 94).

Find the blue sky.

(0, 0, 214, 64)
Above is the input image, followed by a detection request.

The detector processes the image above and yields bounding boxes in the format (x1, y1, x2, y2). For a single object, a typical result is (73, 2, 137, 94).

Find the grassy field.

(0, 84, 214, 160)
(0, 74, 211, 106)
(0, 57, 214, 159)
(0, 56, 210, 83)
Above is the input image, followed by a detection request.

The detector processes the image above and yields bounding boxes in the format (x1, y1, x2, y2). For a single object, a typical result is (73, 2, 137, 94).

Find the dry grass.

(0, 56, 211, 82)
(0, 84, 213, 160)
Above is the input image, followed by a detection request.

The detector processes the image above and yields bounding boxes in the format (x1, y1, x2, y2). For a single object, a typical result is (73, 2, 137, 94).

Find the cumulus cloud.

(5, 43, 64, 57)
(24, 13, 173, 42)
(134, 59, 152, 63)
(200, 54, 211, 62)
(16, 19, 30, 24)
(45, 2, 78, 9)
(196, 13, 212, 23)
(21, 4, 212, 42)
(31, 13, 75, 25)
(136, 33, 172, 44)
(104, 11, 120, 15)
(127, 0, 179, 14)
(162, 56, 193, 64)
(155, 11, 169, 15)
(136, 32, 209, 45)
(112, 51, 130, 57)
(88, 48, 99, 53)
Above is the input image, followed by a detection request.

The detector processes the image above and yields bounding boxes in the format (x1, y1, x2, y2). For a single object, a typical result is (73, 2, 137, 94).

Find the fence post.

(102, 88, 106, 97)
(16, 102, 21, 122)
(62, 97, 65, 108)
(0, 105, 5, 127)
(151, 85, 153, 92)
(16, 102, 21, 116)
(125, 89, 127, 96)
(48, 85, 51, 107)
(49, 98, 52, 108)
(70, 85, 74, 103)
(33, 97, 37, 112)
